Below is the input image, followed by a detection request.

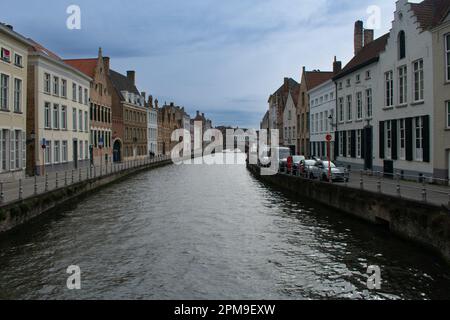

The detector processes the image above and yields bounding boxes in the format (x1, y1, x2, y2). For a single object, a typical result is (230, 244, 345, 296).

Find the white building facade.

(309, 79, 336, 160)
(27, 41, 91, 175)
(0, 24, 31, 180)
(147, 100, 158, 156)
(373, 0, 436, 179)
(282, 91, 297, 153)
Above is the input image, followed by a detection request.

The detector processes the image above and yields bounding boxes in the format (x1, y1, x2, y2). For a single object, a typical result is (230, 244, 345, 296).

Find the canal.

(0, 161, 450, 300)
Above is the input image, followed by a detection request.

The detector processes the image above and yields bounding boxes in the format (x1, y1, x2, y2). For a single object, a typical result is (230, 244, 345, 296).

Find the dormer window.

(398, 31, 406, 60)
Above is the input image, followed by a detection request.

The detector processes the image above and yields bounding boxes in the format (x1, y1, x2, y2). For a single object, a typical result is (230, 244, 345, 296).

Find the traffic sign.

(326, 134, 332, 142)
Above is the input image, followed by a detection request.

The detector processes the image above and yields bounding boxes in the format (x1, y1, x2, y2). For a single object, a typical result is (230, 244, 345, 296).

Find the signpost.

(326, 134, 332, 183)
(41, 138, 47, 176)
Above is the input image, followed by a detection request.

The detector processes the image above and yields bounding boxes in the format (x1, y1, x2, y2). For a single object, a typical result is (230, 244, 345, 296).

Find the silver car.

(310, 161, 349, 182)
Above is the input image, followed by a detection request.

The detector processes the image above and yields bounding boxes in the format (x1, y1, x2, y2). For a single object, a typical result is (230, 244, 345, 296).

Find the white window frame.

(447, 101, 450, 129)
(398, 65, 407, 105)
(72, 83, 77, 101)
(385, 71, 394, 107)
(14, 53, 23, 67)
(346, 95, 352, 121)
(45, 141, 52, 164)
(399, 119, 406, 160)
(366, 88, 372, 119)
(413, 59, 424, 102)
(73, 108, 77, 131)
(62, 140, 68, 163)
(357, 129, 362, 159)
(445, 33, 450, 82)
(338, 97, 344, 123)
(386, 121, 392, 160)
(61, 106, 67, 130)
(0, 129, 8, 171)
(53, 104, 59, 129)
(44, 102, 51, 128)
(54, 140, 60, 164)
(0, 73, 10, 111)
(13, 78, 22, 113)
(356, 92, 363, 120)
(61, 79, 67, 98)
(44, 73, 51, 94)
(53, 76, 59, 96)
(414, 117, 423, 161)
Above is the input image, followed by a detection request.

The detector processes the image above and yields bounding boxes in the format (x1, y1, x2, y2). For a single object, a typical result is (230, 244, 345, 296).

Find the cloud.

(1, 0, 396, 128)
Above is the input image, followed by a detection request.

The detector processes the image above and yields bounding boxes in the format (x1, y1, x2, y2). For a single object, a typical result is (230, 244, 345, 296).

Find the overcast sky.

(1, 0, 401, 128)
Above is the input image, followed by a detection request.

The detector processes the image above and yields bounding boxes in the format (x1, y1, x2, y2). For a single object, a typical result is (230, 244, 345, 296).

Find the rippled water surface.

(0, 162, 450, 300)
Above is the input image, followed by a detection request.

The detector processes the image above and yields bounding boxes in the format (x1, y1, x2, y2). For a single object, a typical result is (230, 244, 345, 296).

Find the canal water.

(0, 161, 450, 300)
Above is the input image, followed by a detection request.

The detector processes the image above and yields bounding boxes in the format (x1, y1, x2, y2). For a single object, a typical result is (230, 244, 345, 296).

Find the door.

(113, 140, 121, 162)
(448, 150, 450, 186)
(364, 126, 373, 170)
(383, 160, 394, 178)
(73, 140, 78, 169)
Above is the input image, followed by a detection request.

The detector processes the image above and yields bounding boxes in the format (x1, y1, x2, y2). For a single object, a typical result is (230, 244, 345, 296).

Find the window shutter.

(351, 130, 356, 158)
(379, 121, 385, 159)
(422, 115, 430, 162)
(343, 131, 347, 157)
(405, 118, 413, 161)
(391, 120, 398, 160)
(361, 129, 366, 159)
(21, 131, 26, 169)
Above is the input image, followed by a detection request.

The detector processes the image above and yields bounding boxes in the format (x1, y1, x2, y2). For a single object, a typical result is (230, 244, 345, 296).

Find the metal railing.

(279, 167, 450, 208)
(0, 155, 171, 206)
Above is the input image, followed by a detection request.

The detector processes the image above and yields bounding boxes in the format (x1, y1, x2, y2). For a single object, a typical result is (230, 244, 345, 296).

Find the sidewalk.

(0, 156, 171, 206)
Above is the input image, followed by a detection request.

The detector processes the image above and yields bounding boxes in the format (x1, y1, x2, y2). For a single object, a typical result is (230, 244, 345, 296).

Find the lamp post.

(327, 114, 337, 183)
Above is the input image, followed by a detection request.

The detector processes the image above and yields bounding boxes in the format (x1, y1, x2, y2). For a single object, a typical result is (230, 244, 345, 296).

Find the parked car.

(303, 160, 318, 178)
(289, 155, 306, 174)
(276, 147, 292, 172)
(310, 161, 349, 182)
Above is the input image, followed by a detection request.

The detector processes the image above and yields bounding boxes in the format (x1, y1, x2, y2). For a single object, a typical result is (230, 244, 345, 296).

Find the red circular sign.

(326, 134, 332, 142)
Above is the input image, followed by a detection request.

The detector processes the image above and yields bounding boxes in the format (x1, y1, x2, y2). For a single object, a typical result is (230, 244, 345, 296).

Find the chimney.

(196, 111, 200, 117)
(333, 56, 342, 75)
(103, 57, 110, 75)
(284, 77, 289, 92)
(364, 29, 374, 47)
(155, 99, 159, 109)
(127, 71, 135, 85)
(5, 25, 13, 30)
(354, 20, 364, 55)
(141, 92, 146, 100)
(148, 95, 153, 108)
(170, 102, 174, 107)
(202, 113, 205, 118)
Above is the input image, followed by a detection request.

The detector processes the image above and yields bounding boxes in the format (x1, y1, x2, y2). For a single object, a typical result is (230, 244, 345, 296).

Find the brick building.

(64, 48, 113, 166)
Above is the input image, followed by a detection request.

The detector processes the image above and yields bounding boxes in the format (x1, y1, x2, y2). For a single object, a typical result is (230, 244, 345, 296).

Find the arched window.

(398, 31, 406, 59)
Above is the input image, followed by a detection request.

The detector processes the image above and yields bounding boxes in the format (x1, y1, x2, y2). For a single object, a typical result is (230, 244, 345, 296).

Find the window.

(45, 140, 52, 164)
(386, 121, 392, 159)
(72, 108, 77, 131)
(44, 73, 51, 94)
(61, 79, 67, 98)
(53, 76, 59, 96)
(446, 34, 450, 82)
(85, 140, 88, 159)
(14, 54, 23, 67)
(78, 86, 83, 104)
(61, 106, 67, 130)
(13, 78, 22, 112)
(0, 129, 8, 171)
(356, 92, 363, 120)
(62, 141, 68, 162)
(338, 82, 343, 90)
(447, 101, 450, 128)
(356, 74, 361, 83)
(366, 89, 372, 118)
(1, 74, 9, 110)
(414, 117, 423, 161)
(79, 110, 83, 131)
(413, 59, 424, 102)
(10, 130, 16, 170)
(347, 131, 351, 157)
(84, 88, 88, 105)
(399, 119, 406, 160)
(366, 70, 371, 79)
(346, 95, 352, 121)
(357, 130, 362, 158)
(53, 104, 59, 129)
(80, 141, 83, 160)
(398, 31, 406, 60)
(54, 141, 60, 164)
(1, 47, 11, 62)
(84, 111, 88, 132)
(72, 83, 77, 101)
(338, 97, 344, 123)
(385, 71, 394, 107)
(44, 102, 51, 128)
(398, 66, 407, 105)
